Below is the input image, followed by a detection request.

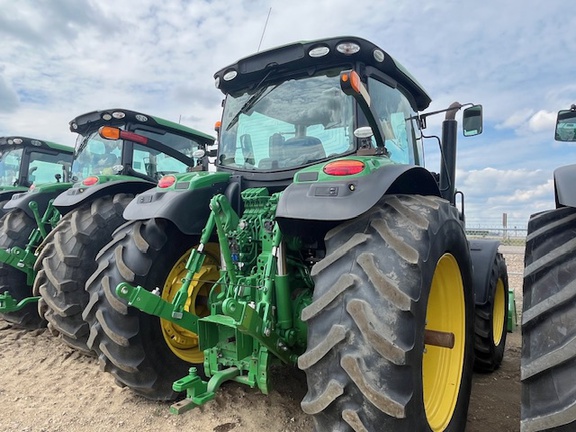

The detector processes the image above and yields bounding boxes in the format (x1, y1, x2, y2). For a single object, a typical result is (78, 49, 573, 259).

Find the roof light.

(214, 120, 221, 131)
(214, 76, 221, 88)
(82, 176, 99, 186)
(99, 126, 121, 140)
(373, 49, 385, 62)
(323, 160, 365, 176)
(112, 111, 126, 119)
(135, 114, 148, 122)
(341, 70, 361, 93)
(102, 113, 112, 121)
(158, 175, 176, 188)
(309, 45, 330, 58)
(223, 70, 237, 81)
(12, 138, 23, 144)
(30, 140, 42, 146)
(336, 42, 360, 55)
(71, 122, 78, 130)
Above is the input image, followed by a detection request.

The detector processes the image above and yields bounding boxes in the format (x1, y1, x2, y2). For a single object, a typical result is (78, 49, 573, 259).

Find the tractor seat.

(283, 136, 326, 159)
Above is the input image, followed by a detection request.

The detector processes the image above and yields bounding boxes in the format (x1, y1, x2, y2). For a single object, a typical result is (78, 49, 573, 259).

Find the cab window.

(368, 77, 419, 164)
(28, 151, 68, 184)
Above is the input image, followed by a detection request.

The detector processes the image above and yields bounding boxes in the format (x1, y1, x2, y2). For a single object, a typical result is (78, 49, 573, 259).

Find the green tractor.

(0, 136, 74, 326)
(0, 109, 214, 343)
(0, 136, 73, 215)
(83, 37, 509, 431)
(521, 105, 576, 432)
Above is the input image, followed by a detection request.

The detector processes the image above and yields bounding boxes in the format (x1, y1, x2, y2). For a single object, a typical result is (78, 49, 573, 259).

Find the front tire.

(83, 218, 218, 400)
(299, 195, 475, 432)
(473, 252, 509, 372)
(0, 209, 44, 328)
(33, 194, 134, 354)
(521, 207, 576, 432)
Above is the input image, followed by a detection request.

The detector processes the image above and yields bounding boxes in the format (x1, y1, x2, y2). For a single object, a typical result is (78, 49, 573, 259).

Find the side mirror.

(462, 105, 483, 136)
(555, 108, 576, 142)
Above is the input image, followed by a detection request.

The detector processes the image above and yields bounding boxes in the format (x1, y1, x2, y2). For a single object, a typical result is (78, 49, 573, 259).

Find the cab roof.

(214, 36, 432, 111)
(69, 108, 215, 144)
(0, 136, 73, 154)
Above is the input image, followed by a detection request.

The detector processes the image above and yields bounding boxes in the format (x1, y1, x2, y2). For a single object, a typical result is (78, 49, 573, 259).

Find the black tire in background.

(0, 209, 44, 328)
(33, 194, 134, 354)
(83, 218, 216, 400)
(473, 252, 509, 372)
(0, 199, 10, 218)
(299, 195, 475, 432)
(521, 207, 576, 432)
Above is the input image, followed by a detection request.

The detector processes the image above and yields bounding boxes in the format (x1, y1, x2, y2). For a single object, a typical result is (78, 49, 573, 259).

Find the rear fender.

(276, 160, 440, 237)
(53, 178, 154, 215)
(122, 172, 231, 235)
(469, 239, 500, 306)
(3, 182, 73, 218)
(554, 164, 576, 208)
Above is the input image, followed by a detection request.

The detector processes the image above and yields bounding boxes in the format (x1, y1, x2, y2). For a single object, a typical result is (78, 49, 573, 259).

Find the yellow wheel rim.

(161, 243, 220, 363)
(423, 253, 466, 431)
(492, 278, 506, 346)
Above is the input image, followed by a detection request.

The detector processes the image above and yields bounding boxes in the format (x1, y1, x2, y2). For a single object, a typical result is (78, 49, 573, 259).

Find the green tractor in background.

(83, 37, 509, 431)
(0, 109, 214, 347)
(0, 136, 74, 326)
(0, 136, 73, 216)
(521, 105, 576, 432)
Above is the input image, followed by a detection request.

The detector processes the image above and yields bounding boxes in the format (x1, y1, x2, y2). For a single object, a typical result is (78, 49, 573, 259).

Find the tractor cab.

(69, 109, 214, 184)
(0, 136, 73, 190)
(214, 37, 482, 195)
(214, 39, 428, 189)
(0, 136, 73, 215)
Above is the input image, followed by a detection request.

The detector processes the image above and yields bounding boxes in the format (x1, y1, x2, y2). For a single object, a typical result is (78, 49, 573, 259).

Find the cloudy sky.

(0, 0, 573, 227)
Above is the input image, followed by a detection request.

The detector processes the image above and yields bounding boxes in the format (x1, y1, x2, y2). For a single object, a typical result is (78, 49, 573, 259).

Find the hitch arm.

(116, 282, 199, 333)
(0, 292, 39, 313)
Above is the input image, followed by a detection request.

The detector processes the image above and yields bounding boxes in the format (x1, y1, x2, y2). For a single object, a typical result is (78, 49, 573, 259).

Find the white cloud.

(527, 110, 557, 133)
(496, 109, 534, 130)
(0, 73, 19, 112)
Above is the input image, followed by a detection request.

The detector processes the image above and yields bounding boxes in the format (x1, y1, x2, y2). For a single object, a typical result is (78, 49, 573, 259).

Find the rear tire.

(473, 252, 509, 372)
(0, 209, 44, 328)
(83, 218, 213, 400)
(33, 194, 133, 354)
(0, 199, 9, 218)
(299, 195, 475, 431)
(521, 207, 576, 432)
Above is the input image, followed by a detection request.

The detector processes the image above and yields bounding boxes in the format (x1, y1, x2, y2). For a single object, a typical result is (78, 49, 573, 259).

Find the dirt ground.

(0, 248, 523, 432)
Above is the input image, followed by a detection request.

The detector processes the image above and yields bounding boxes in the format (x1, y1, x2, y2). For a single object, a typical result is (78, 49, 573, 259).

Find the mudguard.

(0, 188, 27, 202)
(276, 163, 440, 222)
(3, 183, 72, 219)
(0, 188, 27, 214)
(468, 239, 500, 306)
(53, 179, 154, 215)
(122, 172, 231, 235)
(554, 164, 576, 208)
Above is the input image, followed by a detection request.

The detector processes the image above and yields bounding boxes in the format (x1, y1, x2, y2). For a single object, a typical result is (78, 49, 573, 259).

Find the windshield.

(0, 147, 23, 187)
(71, 130, 123, 181)
(219, 70, 355, 171)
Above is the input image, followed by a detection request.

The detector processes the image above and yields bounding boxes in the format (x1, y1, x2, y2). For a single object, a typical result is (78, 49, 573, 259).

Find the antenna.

(257, 7, 272, 52)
